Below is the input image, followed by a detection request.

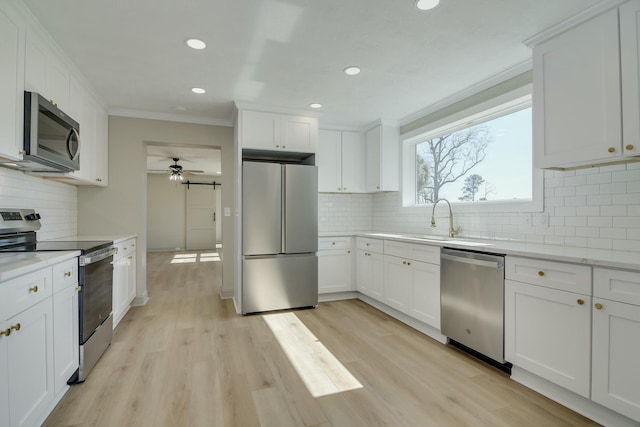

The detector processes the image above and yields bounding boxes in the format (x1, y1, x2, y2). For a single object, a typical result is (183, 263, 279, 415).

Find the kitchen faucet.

(431, 198, 461, 238)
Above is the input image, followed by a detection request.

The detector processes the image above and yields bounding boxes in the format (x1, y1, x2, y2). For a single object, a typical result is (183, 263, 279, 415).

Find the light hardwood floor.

(44, 251, 599, 427)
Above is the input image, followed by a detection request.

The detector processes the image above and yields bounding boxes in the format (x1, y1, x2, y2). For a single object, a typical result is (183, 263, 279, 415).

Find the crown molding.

(523, 0, 626, 47)
(233, 101, 321, 118)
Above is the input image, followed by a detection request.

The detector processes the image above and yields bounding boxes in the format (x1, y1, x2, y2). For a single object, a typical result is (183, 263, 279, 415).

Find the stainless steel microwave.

(22, 91, 80, 172)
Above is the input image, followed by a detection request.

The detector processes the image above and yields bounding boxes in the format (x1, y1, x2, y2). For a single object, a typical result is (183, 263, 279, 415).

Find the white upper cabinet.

(240, 110, 317, 153)
(0, 4, 25, 162)
(621, 0, 640, 158)
(317, 129, 364, 193)
(532, 4, 640, 169)
(365, 123, 399, 192)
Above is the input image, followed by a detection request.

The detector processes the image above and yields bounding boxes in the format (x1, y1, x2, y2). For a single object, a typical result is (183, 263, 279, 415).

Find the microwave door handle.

(66, 128, 80, 160)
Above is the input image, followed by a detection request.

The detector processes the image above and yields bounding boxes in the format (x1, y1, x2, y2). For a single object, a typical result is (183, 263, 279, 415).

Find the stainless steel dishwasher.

(440, 248, 506, 365)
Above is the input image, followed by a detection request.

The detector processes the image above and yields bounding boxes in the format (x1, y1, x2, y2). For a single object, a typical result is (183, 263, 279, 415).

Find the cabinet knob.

(19, 150, 26, 155)
(347, 250, 351, 254)
(29, 285, 39, 293)
(626, 144, 635, 150)
(0, 328, 10, 337)
(283, 145, 286, 149)
(332, 242, 336, 245)
(76, 286, 82, 292)
(377, 186, 380, 190)
(577, 299, 584, 305)
(608, 147, 616, 153)
(11, 323, 20, 332)
(366, 243, 370, 246)
(64, 271, 72, 277)
(537, 271, 544, 277)
(276, 145, 280, 148)
(407, 262, 412, 266)
(594, 303, 603, 310)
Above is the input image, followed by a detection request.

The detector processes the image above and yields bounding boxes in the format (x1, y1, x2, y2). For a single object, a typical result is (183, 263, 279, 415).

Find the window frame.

(401, 87, 543, 214)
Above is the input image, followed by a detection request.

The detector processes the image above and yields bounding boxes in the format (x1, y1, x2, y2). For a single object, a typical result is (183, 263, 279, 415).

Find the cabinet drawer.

(318, 237, 352, 251)
(594, 268, 640, 306)
(384, 240, 440, 264)
(52, 258, 78, 293)
(505, 257, 591, 295)
(0, 268, 52, 321)
(357, 237, 383, 253)
(115, 239, 136, 260)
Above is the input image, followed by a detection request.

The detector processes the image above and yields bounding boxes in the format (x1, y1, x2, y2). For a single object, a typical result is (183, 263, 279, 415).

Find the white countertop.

(56, 234, 138, 244)
(320, 231, 640, 271)
(0, 251, 80, 282)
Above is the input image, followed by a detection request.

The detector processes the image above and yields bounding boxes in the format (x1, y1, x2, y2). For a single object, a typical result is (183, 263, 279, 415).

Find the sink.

(367, 233, 494, 247)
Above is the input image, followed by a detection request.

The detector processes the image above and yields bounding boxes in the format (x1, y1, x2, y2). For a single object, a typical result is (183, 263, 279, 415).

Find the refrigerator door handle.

(281, 164, 286, 253)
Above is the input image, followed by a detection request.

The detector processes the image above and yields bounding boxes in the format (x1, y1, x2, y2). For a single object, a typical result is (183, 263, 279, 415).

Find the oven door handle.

(80, 247, 116, 266)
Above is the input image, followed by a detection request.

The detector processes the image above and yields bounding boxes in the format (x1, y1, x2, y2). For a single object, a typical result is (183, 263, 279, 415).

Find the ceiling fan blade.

(183, 169, 205, 174)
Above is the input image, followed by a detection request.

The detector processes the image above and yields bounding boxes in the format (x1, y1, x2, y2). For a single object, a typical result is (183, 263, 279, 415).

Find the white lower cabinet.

(408, 260, 440, 329)
(113, 238, 137, 329)
(52, 277, 79, 399)
(0, 256, 79, 427)
(383, 255, 412, 313)
(591, 268, 640, 422)
(2, 299, 54, 427)
(505, 279, 592, 397)
(355, 238, 384, 300)
(318, 237, 353, 294)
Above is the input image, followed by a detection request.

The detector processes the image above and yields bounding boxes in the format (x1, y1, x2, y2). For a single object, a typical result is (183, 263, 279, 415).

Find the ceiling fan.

(147, 157, 204, 180)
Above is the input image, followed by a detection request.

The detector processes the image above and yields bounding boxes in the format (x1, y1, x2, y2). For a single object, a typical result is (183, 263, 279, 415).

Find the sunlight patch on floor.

(170, 253, 220, 263)
(263, 312, 363, 398)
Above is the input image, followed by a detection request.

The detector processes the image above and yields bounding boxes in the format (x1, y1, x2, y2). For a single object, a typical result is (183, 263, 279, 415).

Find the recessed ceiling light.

(185, 38, 206, 50)
(344, 66, 361, 76)
(415, 0, 440, 10)
(191, 87, 206, 94)
(309, 103, 322, 109)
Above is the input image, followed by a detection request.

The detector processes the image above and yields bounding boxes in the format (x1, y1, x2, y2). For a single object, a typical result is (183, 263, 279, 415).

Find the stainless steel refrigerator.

(242, 161, 318, 314)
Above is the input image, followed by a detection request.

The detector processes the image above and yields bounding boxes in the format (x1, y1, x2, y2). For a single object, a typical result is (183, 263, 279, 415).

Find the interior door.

(186, 184, 215, 250)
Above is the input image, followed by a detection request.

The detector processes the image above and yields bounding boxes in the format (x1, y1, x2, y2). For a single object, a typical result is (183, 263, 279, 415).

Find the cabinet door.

(383, 255, 411, 314)
(7, 299, 54, 427)
(126, 252, 137, 305)
(0, 6, 24, 161)
(592, 299, 640, 422)
(281, 115, 317, 153)
(112, 258, 128, 329)
(24, 28, 46, 96)
(621, 0, 640, 158)
(533, 9, 622, 169)
(409, 260, 440, 329)
(0, 322, 8, 427)
(317, 130, 342, 192)
(241, 110, 281, 150)
(505, 280, 591, 397)
(53, 284, 79, 398)
(370, 252, 384, 301)
(340, 131, 364, 192)
(356, 250, 373, 297)
(45, 55, 70, 111)
(365, 126, 381, 192)
(318, 250, 352, 293)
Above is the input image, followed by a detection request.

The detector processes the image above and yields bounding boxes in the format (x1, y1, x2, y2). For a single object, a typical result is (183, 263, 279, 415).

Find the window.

(403, 95, 542, 213)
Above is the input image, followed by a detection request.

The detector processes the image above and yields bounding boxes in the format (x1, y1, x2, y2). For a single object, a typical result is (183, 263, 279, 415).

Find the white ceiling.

(146, 145, 221, 177)
(23, 0, 598, 129)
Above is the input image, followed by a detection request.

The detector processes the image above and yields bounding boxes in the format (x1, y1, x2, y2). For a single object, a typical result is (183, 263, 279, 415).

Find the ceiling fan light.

(415, 0, 440, 10)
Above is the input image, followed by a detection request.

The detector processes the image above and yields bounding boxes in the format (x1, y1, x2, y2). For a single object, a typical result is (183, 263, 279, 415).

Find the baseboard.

(356, 294, 447, 344)
(219, 288, 234, 299)
(318, 291, 358, 302)
(511, 367, 638, 427)
(131, 290, 149, 306)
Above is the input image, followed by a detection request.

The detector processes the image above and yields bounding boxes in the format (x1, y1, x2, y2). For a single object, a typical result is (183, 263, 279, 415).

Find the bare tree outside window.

(459, 174, 485, 201)
(416, 126, 492, 204)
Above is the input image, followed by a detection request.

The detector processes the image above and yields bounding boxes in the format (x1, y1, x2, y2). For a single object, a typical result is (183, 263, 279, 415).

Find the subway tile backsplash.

(0, 168, 77, 240)
(319, 164, 640, 253)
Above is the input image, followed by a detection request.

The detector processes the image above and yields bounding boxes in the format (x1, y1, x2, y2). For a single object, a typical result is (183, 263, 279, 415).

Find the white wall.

(77, 116, 235, 303)
(146, 173, 223, 251)
(0, 167, 77, 239)
(319, 163, 640, 253)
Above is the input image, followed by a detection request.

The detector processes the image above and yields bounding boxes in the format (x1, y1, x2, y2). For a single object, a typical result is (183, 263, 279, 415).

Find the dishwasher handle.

(441, 253, 503, 269)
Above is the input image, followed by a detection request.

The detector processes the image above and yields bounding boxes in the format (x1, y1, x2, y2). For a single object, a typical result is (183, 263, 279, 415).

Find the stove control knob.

(24, 213, 41, 221)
